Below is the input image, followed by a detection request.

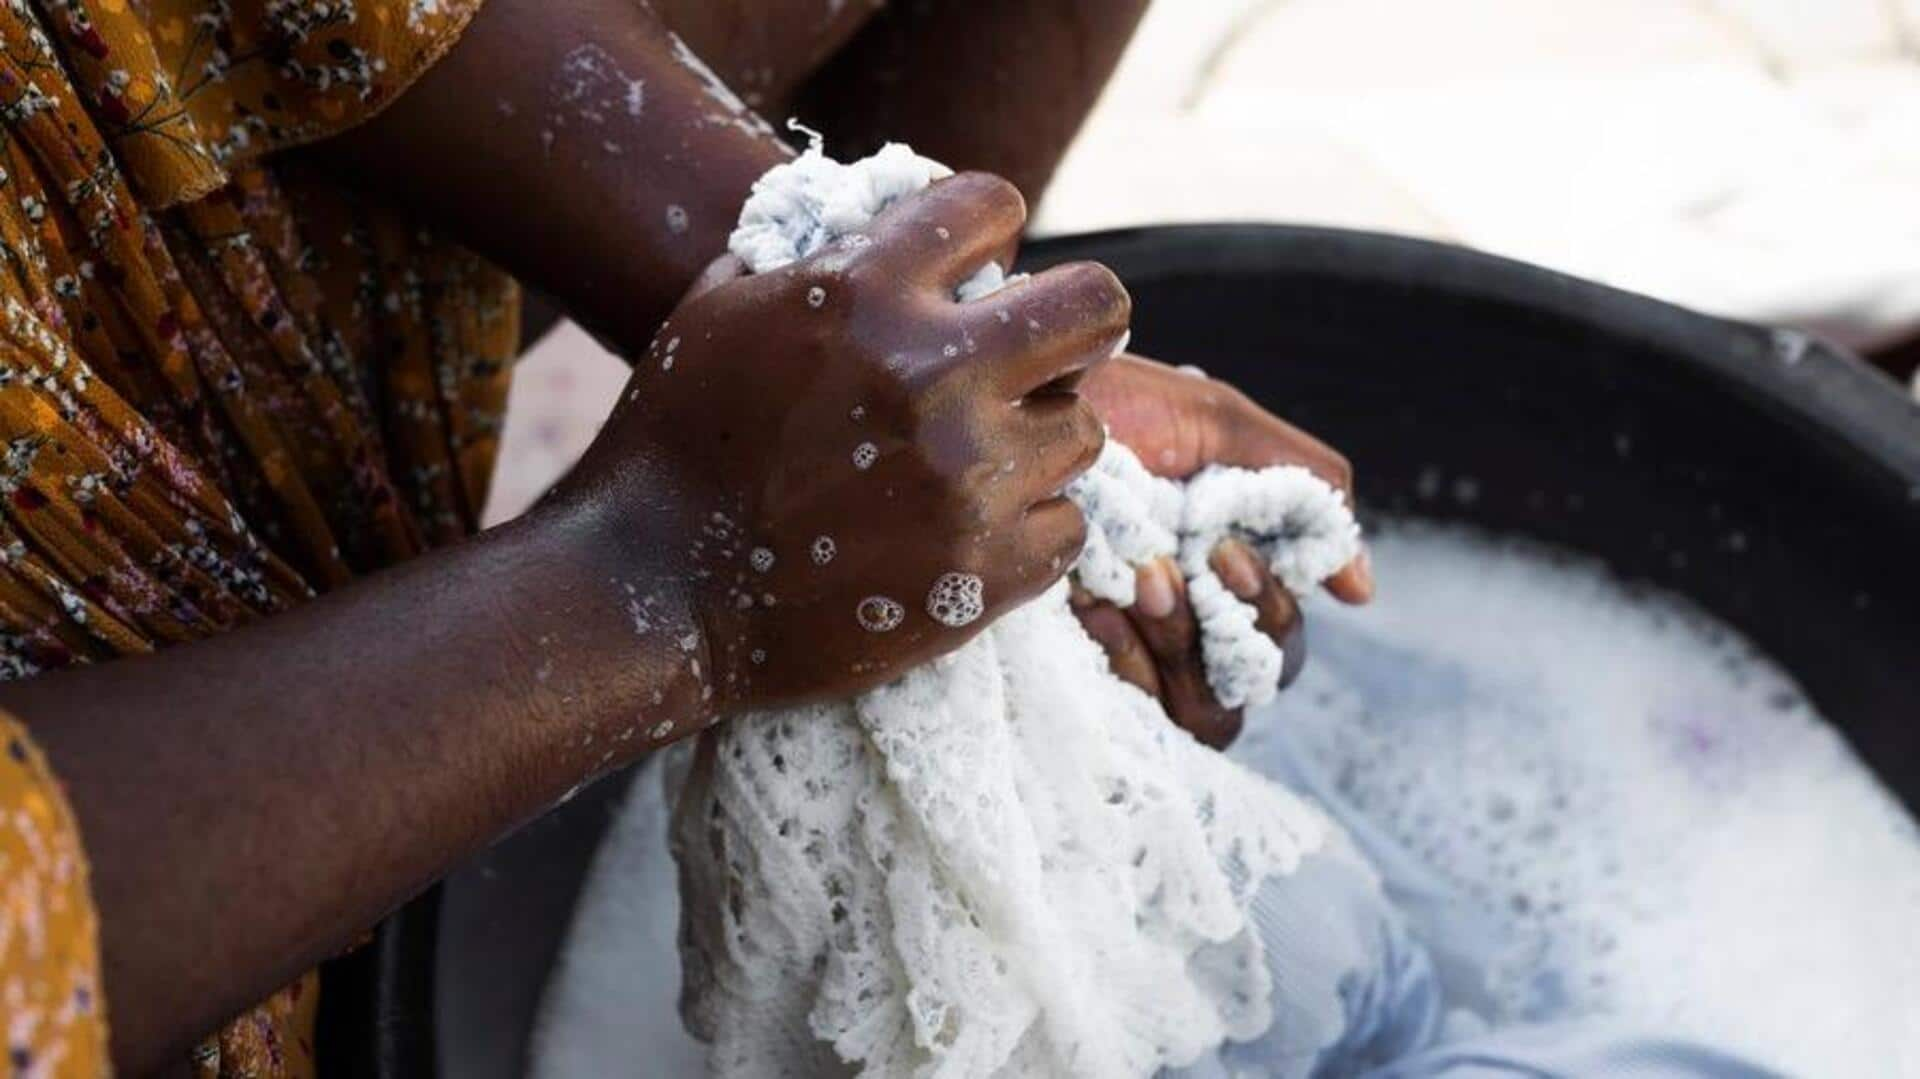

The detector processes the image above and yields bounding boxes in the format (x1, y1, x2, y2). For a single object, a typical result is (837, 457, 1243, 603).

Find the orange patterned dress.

(0, 0, 517, 1075)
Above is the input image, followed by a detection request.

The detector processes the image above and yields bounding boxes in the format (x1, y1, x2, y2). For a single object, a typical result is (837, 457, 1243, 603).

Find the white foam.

(925, 571, 985, 628)
(810, 536, 837, 566)
(855, 595, 904, 633)
(1240, 521, 1920, 1074)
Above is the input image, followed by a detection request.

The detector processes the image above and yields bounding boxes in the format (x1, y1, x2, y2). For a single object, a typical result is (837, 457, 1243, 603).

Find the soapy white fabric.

(657, 144, 1365, 1079)
(1066, 442, 1361, 710)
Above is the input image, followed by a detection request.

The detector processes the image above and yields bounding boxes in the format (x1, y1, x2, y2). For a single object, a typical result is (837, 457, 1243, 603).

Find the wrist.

(502, 484, 723, 784)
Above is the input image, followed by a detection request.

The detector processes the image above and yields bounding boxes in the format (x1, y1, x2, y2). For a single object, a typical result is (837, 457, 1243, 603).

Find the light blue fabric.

(1163, 722, 1788, 1079)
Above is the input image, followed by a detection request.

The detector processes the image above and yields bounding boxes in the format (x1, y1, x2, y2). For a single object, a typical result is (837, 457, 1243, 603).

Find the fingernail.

(1135, 560, 1176, 618)
(1217, 543, 1265, 599)
(1350, 548, 1375, 601)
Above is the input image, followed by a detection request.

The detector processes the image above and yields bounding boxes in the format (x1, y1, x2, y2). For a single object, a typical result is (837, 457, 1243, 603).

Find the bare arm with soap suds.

(326, 0, 1148, 344)
(309, 0, 802, 352)
(317, 0, 1371, 745)
(792, 0, 1152, 199)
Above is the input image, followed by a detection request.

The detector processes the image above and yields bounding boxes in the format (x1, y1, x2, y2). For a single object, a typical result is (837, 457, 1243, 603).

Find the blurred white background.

(485, 0, 1920, 524)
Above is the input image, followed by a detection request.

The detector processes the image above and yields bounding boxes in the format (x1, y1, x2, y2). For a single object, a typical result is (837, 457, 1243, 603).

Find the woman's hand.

(557, 174, 1128, 712)
(1072, 354, 1373, 748)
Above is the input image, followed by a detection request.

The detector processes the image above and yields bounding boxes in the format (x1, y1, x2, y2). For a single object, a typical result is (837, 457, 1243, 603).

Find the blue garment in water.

(1165, 728, 1789, 1079)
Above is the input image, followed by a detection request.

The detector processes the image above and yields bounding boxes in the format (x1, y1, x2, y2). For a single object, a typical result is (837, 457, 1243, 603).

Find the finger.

(1130, 559, 1243, 749)
(862, 172, 1026, 293)
(1073, 599, 1163, 698)
(1212, 392, 1353, 492)
(1212, 397, 1375, 605)
(1010, 496, 1089, 597)
(1325, 550, 1374, 605)
(1210, 541, 1308, 689)
(1006, 396, 1105, 504)
(963, 261, 1131, 398)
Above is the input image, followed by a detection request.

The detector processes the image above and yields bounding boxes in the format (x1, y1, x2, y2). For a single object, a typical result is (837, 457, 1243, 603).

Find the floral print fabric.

(0, 711, 107, 1078)
(0, 0, 513, 1075)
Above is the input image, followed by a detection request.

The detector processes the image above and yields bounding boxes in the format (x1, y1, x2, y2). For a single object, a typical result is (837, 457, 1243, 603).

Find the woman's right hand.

(556, 173, 1129, 713)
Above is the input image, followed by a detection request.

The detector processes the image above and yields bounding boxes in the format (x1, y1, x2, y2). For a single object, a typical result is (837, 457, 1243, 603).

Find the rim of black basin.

(319, 223, 1920, 1077)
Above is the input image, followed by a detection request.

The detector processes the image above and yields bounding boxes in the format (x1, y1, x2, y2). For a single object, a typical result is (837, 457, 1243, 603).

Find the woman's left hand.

(1071, 354, 1374, 748)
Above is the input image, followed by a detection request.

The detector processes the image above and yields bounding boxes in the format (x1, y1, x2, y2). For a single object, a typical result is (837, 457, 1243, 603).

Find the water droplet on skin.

(651, 720, 674, 739)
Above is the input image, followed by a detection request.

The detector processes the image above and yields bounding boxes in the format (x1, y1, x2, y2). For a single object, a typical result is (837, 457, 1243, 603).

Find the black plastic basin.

(320, 225, 1920, 1076)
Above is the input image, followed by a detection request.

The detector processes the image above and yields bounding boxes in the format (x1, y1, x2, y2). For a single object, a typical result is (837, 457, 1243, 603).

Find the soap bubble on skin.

(856, 595, 904, 633)
(810, 536, 836, 565)
(750, 547, 775, 573)
(925, 572, 985, 628)
(807, 286, 827, 308)
(852, 442, 879, 470)
(666, 205, 690, 234)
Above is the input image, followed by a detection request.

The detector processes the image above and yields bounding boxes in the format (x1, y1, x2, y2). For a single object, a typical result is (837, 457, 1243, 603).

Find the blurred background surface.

(486, 0, 1920, 525)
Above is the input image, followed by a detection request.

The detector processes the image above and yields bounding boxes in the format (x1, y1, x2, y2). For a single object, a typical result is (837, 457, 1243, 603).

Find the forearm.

(794, 0, 1150, 200)
(306, 0, 794, 352)
(9, 486, 710, 1072)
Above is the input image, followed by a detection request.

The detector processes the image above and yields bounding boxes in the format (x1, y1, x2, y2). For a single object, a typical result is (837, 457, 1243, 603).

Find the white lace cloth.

(550, 145, 1364, 1079)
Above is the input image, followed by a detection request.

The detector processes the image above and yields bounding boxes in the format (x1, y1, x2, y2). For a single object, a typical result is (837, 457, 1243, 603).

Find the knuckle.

(948, 171, 1027, 228)
(1067, 406, 1107, 473)
(1057, 503, 1090, 556)
(1063, 260, 1131, 324)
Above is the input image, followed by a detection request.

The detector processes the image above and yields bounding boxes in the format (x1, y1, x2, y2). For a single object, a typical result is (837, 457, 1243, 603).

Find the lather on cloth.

(669, 144, 1361, 1078)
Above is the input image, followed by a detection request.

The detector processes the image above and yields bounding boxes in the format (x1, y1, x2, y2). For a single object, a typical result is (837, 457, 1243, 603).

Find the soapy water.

(1237, 520, 1920, 1074)
(534, 518, 1920, 1077)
